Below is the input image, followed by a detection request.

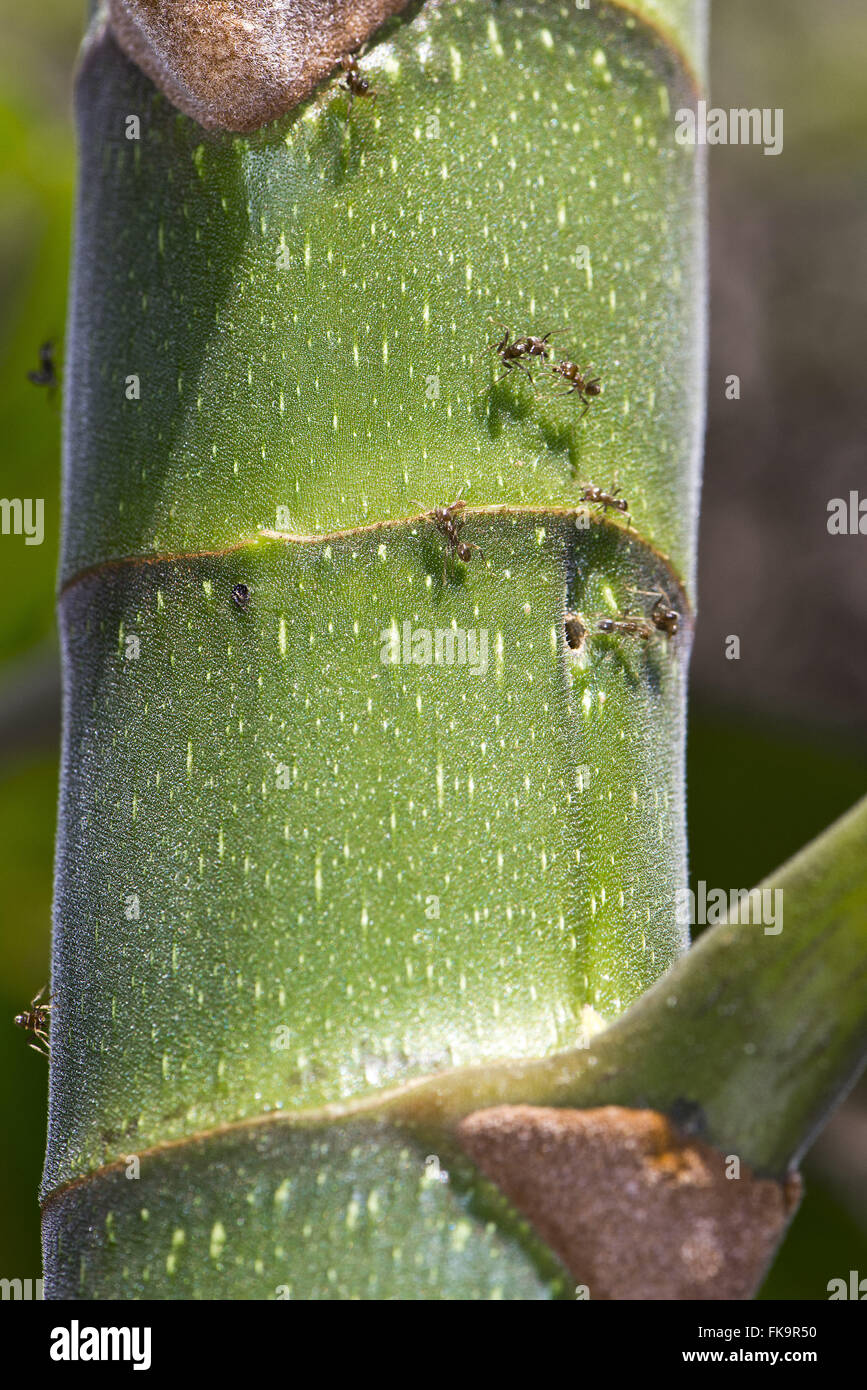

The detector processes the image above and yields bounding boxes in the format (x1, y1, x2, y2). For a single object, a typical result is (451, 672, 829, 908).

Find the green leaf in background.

(0, 0, 79, 1282)
(0, 0, 76, 670)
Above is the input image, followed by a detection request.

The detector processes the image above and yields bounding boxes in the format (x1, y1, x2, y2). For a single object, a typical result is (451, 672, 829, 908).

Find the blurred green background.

(0, 0, 864, 1298)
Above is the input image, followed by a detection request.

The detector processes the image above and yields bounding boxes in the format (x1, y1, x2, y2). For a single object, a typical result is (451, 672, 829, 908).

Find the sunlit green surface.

(63, 1, 703, 586)
(47, 517, 690, 1189)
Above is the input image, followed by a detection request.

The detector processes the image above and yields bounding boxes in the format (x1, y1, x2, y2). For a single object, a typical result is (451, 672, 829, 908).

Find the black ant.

(27, 341, 58, 392)
(669, 1097, 708, 1138)
(579, 482, 629, 519)
(595, 614, 654, 641)
(551, 360, 602, 416)
(14, 985, 52, 1058)
(340, 54, 376, 114)
(414, 493, 484, 583)
(628, 586, 679, 638)
(488, 327, 553, 383)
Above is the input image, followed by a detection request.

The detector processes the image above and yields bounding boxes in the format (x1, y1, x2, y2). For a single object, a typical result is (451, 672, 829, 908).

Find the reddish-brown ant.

(340, 54, 376, 113)
(579, 482, 629, 519)
(551, 360, 602, 416)
(14, 985, 52, 1058)
(628, 586, 680, 638)
(488, 327, 553, 383)
(595, 614, 654, 641)
(650, 599, 679, 638)
(27, 341, 58, 392)
(414, 493, 484, 583)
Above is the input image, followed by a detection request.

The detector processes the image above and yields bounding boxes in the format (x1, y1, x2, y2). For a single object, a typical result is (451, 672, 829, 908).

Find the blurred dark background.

(0, 0, 864, 1298)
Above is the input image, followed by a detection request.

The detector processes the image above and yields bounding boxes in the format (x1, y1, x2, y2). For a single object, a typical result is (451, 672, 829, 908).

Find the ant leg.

(499, 359, 533, 383)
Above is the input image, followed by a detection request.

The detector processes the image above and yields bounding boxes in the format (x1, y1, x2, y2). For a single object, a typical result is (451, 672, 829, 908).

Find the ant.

(595, 614, 654, 641)
(579, 481, 629, 520)
(414, 493, 484, 583)
(628, 586, 680, 638)
(14, 985, 52, 1058)
(27, 341, 58, 392)
(340, 54, 376, 114)
(551, 360, 602, 416)
(488, 327, 553, 383)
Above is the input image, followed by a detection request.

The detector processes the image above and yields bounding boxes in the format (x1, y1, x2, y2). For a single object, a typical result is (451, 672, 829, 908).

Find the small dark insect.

(669, 1097, 708, 1138)
(629, 586, 680, 638)
(551, 360, 602, 416)
(579, 482, 629, 517)
(27, 341, 58, 391)
(232, 582, 251, 610)
(15, 985, 52, 1058)
(650, 596, 679, 638)
(415, 493, 484, 583)
(488, 327, 553, 383)
(564, 612, 586, 651)
(340, 54, 376, 113)
(595, 614, 654, 641)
